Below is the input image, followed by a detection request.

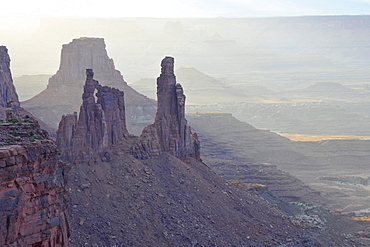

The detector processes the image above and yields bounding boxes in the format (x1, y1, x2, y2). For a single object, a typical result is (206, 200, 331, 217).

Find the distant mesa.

(130, 65, 261, 104)
(303, 82, 353, 92)
(57, 56, 200, 163)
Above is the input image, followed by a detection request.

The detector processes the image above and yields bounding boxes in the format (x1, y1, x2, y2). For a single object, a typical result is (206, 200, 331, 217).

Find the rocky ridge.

(57, 57, 200, 163)
(67, 153, 328, 246)
(0, 47, 69, 247)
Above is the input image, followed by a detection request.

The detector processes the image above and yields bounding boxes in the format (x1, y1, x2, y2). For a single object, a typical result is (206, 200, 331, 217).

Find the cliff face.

(0, 46, 69, 247)
(22, 38, 156, 135)
(0, 139, 69, 247)
(57, 57, 200, 163)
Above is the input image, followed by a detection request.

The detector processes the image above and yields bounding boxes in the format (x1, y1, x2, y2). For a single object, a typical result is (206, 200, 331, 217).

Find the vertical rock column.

(0, 46, 20, 108)
(133, 56, 200, 160)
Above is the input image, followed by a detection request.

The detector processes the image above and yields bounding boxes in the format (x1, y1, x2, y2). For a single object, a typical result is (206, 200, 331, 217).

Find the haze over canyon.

(1, 16, 370, 246)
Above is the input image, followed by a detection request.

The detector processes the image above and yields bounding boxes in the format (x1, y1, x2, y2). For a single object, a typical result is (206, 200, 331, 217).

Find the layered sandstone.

(57, 57, 200, 163)
(0, 46, 69, 247)
(22, 38, 156, 135)
(0, 133, 69, 247)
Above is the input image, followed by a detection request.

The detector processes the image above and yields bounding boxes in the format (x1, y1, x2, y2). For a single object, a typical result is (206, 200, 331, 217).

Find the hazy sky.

(3, 0, 370, 19)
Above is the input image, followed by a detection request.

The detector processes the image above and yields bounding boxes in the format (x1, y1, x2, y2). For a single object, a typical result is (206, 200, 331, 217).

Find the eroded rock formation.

(132, 57, 200, 160)
(57, 69, 129, 163)
(22, 38, 156, 135)
(57, 57, 200, 163)
(0, 46, 19, 109)
(0, 47, 69, 246)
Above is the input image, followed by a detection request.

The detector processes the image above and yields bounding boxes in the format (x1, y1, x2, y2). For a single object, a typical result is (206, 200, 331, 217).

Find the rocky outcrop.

(132, 57, 200, 160)
(0, 112, 69, 247)
(57, 57, 200, 163)
(0, 136, 69, 247)
(0, 46, 19, 109)
(22, 38, 156, 135)
(0, 46, 69, 247)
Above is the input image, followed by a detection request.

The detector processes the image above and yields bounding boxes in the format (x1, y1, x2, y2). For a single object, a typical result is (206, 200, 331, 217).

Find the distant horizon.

(3, 0, 370, 20)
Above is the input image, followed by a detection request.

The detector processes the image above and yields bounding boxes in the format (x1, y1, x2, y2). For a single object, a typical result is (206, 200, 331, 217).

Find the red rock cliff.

(0, 138, 69, 247)
(0, 46, 69, 247)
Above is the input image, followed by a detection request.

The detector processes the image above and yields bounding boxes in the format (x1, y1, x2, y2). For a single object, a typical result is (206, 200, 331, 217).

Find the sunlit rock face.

(57, 57, 200, 163)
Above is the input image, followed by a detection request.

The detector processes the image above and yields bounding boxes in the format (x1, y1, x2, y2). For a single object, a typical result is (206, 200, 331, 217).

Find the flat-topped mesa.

(0, 46, 20, 109)
(57, 69, 129, 163)
(49, 38, 123, 87)
(22, 38, 156, 135)
(132, 57, 200, 160)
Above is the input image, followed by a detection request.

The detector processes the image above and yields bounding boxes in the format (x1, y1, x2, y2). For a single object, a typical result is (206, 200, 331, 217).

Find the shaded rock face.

(57, 57, 200, 163)
(0, 46, 69, 247)
(22, 38, 156, 135)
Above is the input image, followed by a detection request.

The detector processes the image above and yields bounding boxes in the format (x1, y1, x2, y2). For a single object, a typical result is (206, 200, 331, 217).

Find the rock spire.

(22, 38, 156, 134)
(132, 57, 200, 160)
(57, 57, 200, 163)
(0, 46, 20, 108)
(57, 69, 129, 163)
